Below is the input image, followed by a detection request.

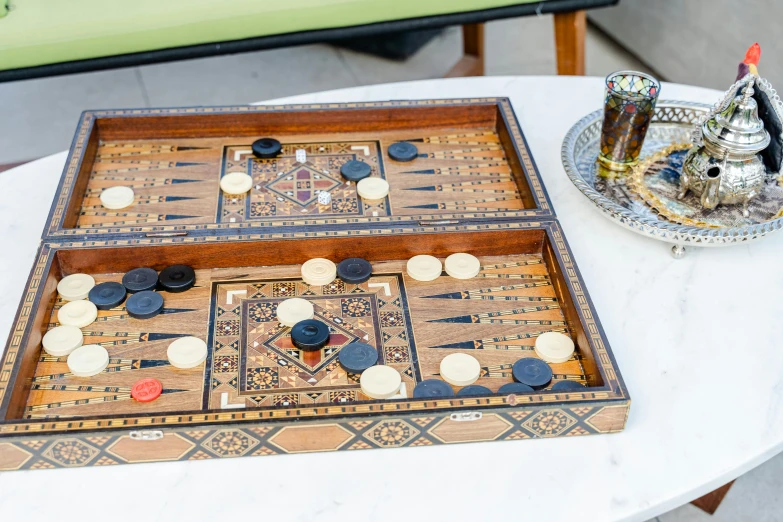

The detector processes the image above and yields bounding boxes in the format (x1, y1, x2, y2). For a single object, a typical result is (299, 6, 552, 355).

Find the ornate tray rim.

(561, 100, 783, 250)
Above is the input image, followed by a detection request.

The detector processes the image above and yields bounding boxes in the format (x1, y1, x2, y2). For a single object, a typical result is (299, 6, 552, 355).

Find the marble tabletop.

(1, 76, 781, 522)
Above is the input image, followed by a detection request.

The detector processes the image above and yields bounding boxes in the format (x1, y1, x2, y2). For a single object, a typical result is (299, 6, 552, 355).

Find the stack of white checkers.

(57, 273, 95, 301)
(301, 258, 337, 286)
(276, 298, 314, 327)
(406, 253, 481, 282)
(356, 177, 390, 200)
(67, 344, 110, 377)
(360, 366, 402, 399)
(58, 300, 98, 328)
(100, 186, 135, 210)
(440, 353, 481, 386)
(220, 172, 253, 195)
(167, 337, 208, 369)
(56, 273, 99, 336)
(42, 325, 84, 357)
(534, 332, 575, 363)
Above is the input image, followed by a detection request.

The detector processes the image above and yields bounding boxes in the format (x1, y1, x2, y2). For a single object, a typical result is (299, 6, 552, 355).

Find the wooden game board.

(44, 99, 550, 239)
(25, 253, 585, 419)
(0, 99, 628, 471)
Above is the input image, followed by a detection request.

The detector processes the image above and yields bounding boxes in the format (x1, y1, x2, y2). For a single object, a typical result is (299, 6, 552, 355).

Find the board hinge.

(129, 430, 164, 441)
(449, 412, 482, 422)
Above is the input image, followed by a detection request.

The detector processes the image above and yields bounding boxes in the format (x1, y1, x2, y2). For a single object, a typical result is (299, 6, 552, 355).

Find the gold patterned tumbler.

(598, 71, 661, 172)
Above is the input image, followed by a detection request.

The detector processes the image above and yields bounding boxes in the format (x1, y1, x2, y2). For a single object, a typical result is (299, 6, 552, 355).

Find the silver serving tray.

(561, 100, 783, 257)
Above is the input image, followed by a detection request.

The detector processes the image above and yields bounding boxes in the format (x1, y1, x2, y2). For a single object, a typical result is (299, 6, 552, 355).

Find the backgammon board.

(0, 99, 628, 471)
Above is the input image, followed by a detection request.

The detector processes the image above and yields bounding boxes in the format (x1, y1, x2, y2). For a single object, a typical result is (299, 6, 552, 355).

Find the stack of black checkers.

(498, 382, 534, 394)
(551, 380, 586, 391)
(413, 379, 454, 398)
(158, 265, 196, 293)
(339, 160, 372, 182)
(511, 358, 553, 390)
(251, 137, 282, 159)
(88, 282, 127, 311)
(456, 385, 492, 397)
(336, 258, 373, 284)
(338, 342, 378, 373)
(290, 319, 330, 351)
(98, 264, 198, 320)
(388, 141, 419, 162)
(122, 267, 158, 293)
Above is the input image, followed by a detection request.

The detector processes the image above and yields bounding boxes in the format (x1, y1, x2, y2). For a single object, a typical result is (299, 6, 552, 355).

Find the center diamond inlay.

(262, 312, 359, 374)
(264, 164, 342, 207)
(208, 274, 418, 408)
(239, 294, 384, 394)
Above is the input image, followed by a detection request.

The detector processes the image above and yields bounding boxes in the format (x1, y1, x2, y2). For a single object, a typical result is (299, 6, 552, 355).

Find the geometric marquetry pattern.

(363, 420, 419, 447)
(571, 407, 593, 417)
(522, 409, 577, 437)
(47, 98, 549, 238)
(202, 429, 259, 457)
(219, 141, 388, 223)
(42, 438, 99, 467)
(0, 401, 626, 471)
(208, 274, 418, 409)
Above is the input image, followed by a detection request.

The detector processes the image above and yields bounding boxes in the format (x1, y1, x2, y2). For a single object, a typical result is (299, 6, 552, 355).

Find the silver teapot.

(679, 78, 770, 216)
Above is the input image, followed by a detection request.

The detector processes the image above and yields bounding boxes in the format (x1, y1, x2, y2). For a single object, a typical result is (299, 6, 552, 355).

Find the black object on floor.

(333, 28, 444, 61)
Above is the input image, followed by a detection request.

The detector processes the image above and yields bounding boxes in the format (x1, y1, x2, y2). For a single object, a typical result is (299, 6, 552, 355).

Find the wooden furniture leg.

(446, 23, 484, 77)
(554, 10, 586, 75)
(691, 480, 735, 514)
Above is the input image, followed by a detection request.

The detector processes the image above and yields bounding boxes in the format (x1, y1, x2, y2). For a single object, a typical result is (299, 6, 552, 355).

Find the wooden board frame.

(0, 222, 629, 470)
(42, 98, 553, 241)
(0, 99, 629, 471)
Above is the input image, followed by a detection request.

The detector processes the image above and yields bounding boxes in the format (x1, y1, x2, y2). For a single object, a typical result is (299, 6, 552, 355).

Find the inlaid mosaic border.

(0, 401, 628, 471)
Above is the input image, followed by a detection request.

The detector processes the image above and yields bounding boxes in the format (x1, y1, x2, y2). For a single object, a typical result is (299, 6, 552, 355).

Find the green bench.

(0, 0, 616, 82)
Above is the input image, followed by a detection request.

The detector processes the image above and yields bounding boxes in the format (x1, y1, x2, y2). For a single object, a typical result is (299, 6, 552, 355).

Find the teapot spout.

(700, 164, 722, 210)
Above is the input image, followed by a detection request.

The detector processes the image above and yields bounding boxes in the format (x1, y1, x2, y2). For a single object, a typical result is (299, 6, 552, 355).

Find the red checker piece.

(131, 378, 163, 402)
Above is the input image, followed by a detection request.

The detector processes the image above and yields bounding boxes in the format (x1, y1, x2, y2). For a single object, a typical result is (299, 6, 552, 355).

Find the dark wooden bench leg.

(446, 23, 485, 77)
(691, 480, 735, 515)
(554, 10, 586, 75)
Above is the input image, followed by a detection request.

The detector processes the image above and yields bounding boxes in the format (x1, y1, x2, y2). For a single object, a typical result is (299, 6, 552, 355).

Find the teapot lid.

(703, 79, 770, 154)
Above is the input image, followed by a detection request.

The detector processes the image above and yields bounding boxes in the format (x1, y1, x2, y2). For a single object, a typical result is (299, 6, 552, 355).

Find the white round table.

(1, 77, 781, 522)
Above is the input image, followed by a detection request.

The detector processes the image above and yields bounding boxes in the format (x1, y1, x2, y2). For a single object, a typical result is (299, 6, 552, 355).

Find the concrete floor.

(0, 11, 780, 521)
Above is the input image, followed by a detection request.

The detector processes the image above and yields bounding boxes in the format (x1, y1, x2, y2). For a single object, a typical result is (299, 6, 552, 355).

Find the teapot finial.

(702, 78, 768, 155)
(741, 78, 755, 102)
